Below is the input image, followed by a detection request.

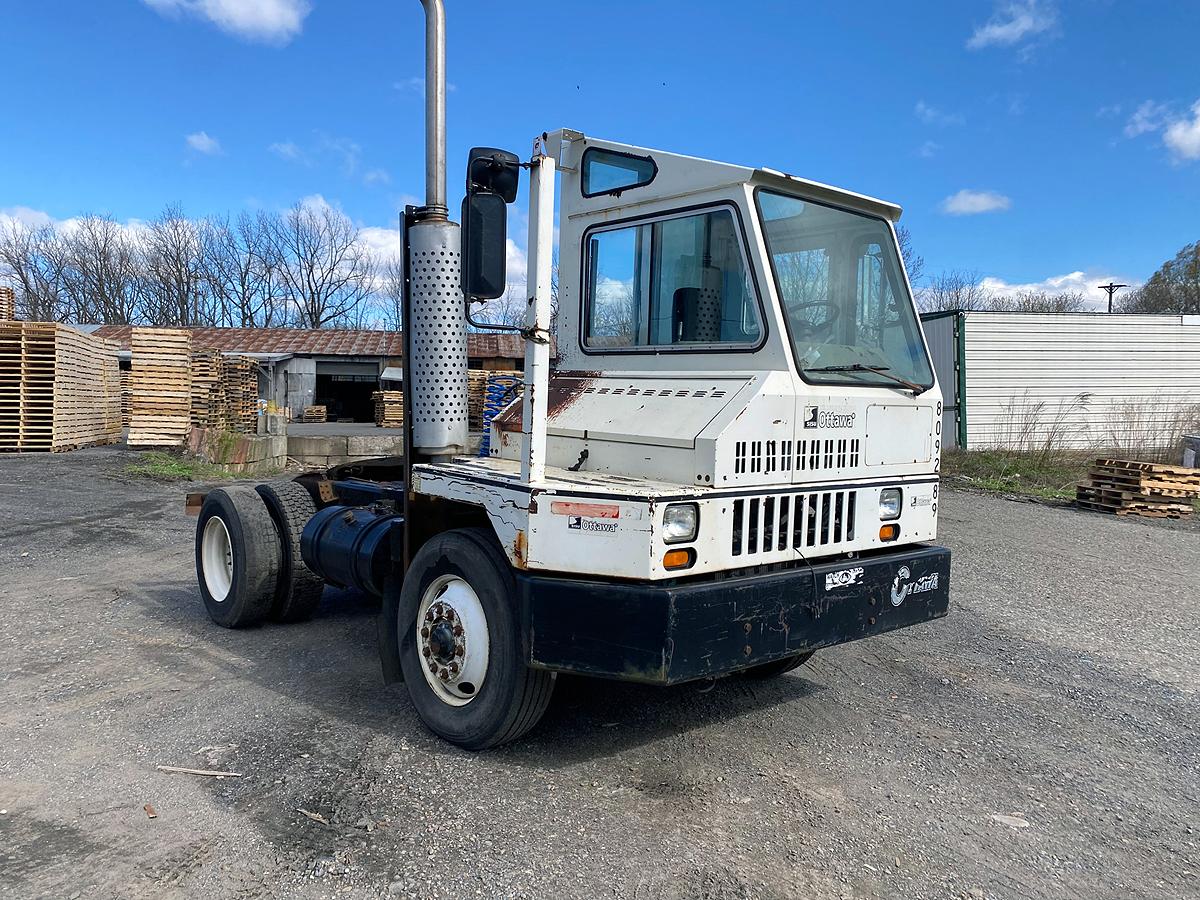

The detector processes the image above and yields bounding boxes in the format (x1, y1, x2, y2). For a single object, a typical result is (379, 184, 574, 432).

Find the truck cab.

(191, 2, 948, 750)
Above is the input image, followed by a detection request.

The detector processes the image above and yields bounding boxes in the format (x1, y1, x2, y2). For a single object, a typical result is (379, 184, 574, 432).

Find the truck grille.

(730, 489, 858, 557)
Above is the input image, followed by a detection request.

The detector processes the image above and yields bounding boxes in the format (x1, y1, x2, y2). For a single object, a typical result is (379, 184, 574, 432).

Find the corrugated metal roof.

(91, 325, 536, 359)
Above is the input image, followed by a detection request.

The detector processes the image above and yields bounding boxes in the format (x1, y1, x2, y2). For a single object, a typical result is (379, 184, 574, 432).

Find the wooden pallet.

(0, 286, 14, 321)
(372, 391, 404, 428)
(0, 321, 121, 452)
(128, 328, 192, 447)
(1076, 457, 1199, 519)
(302, 404, 328, 423)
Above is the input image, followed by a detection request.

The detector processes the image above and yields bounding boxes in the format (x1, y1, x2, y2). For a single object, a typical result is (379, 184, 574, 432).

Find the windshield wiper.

(805, 364, 928, 396)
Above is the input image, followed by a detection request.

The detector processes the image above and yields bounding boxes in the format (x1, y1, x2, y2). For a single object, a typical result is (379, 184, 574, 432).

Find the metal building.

(921, 311, 1200, 451)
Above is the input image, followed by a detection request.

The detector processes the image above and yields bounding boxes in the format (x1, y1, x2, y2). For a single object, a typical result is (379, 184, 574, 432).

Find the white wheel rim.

(202, 516, 234, 602)
(416, 575, 489, 707)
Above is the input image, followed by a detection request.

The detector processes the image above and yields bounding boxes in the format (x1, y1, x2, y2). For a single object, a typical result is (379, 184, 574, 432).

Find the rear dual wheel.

(195, 482, 324, 628)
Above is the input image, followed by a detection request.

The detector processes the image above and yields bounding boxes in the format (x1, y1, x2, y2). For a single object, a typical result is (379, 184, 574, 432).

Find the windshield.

(757, 190, 934, 390)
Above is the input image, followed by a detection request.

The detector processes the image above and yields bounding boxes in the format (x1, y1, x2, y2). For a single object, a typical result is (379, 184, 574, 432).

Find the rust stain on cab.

(513, 530, 528, 569)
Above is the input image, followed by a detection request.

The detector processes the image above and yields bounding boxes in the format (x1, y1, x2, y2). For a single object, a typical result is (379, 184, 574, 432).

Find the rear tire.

(741, 651, 815, 679)
(397, 528, 554, 749)
(256, 481, 325, 622)
(195, 486, 281, 628)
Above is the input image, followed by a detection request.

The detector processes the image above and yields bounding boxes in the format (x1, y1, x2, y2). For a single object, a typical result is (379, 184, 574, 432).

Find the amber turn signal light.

(663, 548, 695, 570)
(879, 523, 900, 542)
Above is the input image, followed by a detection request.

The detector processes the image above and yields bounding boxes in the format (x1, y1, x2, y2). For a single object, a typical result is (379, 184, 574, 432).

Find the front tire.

(195, 486, 281, 628)
(741, 651, 815, 679)
(397, 528, 554, 749)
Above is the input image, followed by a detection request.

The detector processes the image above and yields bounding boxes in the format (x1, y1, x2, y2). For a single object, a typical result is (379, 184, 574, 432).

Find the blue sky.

(1, 0, 1198, 307)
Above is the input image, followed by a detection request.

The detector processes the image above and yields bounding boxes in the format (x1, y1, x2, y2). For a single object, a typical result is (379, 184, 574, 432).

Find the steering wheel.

(787, 301, 841, 341)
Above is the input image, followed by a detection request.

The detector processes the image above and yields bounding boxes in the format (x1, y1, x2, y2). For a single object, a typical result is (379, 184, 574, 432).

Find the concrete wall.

(287, 432, 404, 469)
(187, 426, 287, 475)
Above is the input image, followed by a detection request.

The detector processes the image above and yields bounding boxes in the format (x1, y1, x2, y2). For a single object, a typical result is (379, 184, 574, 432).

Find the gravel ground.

(1, 447, 1197, 900)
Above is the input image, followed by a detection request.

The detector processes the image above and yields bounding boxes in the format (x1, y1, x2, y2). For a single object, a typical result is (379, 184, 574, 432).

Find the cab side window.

(584, 208, 762, 350)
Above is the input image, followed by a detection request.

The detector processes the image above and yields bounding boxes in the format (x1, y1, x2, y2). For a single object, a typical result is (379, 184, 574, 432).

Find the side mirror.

(461, 147, 520, 301)
(461, 192, 508, 300)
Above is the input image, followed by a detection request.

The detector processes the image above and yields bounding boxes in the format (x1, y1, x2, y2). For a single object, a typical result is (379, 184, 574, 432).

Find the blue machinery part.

(300, 504, 401, 597)
(479, 374, 522, 457)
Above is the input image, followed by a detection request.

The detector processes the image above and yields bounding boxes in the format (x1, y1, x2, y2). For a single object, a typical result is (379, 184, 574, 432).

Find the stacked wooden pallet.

(0, 321, 120, 452)
(1076, 458, 1200, 519)
(372, 391, 404, 428)
(469, 368, 520, 429)
(226, 357, 259, 432)
(189, 350, 223, 429)
(468, 370, 488, 428)
(302, 405, 328, 423)
(120, 367, 131, 428)
(128, 328, 192, 447)
(0, 286, 14, 321)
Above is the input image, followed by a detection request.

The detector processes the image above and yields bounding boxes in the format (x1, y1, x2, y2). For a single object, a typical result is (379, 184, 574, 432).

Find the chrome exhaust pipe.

(419, 0, 447, 218)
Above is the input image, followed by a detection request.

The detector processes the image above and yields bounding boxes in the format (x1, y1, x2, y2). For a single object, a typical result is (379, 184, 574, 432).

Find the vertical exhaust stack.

(408, 0, 468, 457)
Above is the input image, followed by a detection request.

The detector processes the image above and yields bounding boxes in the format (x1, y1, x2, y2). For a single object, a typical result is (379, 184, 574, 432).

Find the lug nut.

(424, 610, 434, 623)
(420, 626, 430, 638)
(422, 647, 431, 658)
(455, 645, 464, 657)
(452, 624, 463, 636)
(445, 608, 457, 621)
(438, 668, 449, 681)
(427, 662, 437, 673)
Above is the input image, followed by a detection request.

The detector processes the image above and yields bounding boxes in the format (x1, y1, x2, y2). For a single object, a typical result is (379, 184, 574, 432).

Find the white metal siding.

(922, 313, 959, 449)
(962, 313, 1200, 451)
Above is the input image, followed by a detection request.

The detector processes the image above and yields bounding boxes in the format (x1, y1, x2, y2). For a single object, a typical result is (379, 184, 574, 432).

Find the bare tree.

(200, 212, 285, 328)
(377, 256, 405, 331)
(0, 221, 67, 321)
(270, 202, 375, 328)
(916, 269, 991, 312)
(895, 225, 925, 286)
(59, 215, 144, 324)
(994, 289, 1088, 313)
(143, 204, 210, 325)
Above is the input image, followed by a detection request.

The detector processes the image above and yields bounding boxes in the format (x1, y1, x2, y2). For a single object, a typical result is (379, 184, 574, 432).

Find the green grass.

(125, 451, 246, 482)
(941, 450, 1092, 501)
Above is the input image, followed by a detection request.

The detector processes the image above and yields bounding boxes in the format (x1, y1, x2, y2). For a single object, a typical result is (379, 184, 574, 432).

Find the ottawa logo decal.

(803, 406, 819, 429)
(890, 565, 939, 606)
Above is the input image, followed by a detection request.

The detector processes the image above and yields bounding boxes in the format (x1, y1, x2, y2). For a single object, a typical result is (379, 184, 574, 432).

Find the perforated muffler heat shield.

(407, 219, 468, 456)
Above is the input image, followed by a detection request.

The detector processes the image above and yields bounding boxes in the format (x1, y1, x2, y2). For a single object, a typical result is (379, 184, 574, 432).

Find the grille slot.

(731, 489, 858, 557)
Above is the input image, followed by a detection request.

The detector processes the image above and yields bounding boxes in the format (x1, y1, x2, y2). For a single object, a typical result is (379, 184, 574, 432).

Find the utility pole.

(1098, 282, 1127, 313)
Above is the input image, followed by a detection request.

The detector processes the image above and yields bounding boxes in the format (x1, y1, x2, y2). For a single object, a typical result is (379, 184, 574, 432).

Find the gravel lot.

(1, 447, 1197, 900)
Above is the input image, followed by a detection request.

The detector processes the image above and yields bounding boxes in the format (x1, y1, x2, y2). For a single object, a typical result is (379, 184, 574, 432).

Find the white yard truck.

(192, 0, 950, 748)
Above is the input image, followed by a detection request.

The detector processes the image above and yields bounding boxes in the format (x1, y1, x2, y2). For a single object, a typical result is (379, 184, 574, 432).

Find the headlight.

(663, 503, 699, 544)
(879, 488, 902, 521)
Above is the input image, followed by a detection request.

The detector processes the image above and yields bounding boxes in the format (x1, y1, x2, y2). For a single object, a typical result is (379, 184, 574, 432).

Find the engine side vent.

(731, 489, 857, 558)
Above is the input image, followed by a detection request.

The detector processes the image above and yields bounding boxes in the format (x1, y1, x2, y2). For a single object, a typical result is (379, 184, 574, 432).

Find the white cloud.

(967, 0, 1058, 50)
(914, 100, 963, 127)
(916, 140, 941, 159)
(1163, 100, 1200, 162)
(269, 140, 305, 162)
(0, 206, 56, 230)
(979, 271, 1140, 311)
(142, 0, 311, 45)
(362, 168, 391, 187)
(1124, 101, 1171, 138)
(940, 189, 1012, 216)
(186, 131, 222, 154)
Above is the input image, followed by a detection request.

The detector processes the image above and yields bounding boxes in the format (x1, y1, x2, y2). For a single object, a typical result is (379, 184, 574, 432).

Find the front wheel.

(741, 650, 815, 679)
(397, 528, 554, 749)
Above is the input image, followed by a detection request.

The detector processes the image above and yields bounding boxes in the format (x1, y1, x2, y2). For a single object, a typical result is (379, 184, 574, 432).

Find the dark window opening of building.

(314, 373, 376, 422)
